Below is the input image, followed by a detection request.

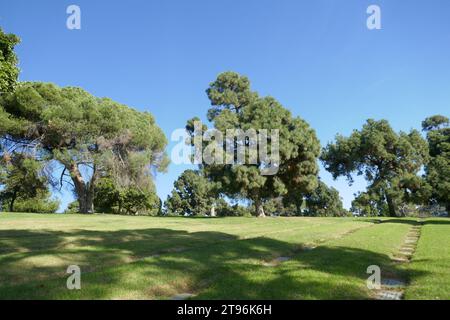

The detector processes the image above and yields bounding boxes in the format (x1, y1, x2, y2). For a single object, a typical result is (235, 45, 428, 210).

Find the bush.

(217, 202, 253, 217)
(12, 195, 59, 213)
(64, 201, 80, 214)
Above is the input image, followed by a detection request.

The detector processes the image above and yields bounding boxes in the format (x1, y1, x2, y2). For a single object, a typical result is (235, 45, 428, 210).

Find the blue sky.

(1, 0, 449, 210)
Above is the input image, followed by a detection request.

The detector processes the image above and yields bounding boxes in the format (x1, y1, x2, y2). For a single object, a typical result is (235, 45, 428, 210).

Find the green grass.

(0, 213, 448, 299)
(402, 219, 450, 300)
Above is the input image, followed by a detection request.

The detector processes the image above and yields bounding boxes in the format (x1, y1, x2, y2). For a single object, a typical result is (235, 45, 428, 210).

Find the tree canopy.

(164, 169, 218, 216)
(321, 119, 429, 217)
(422, 115, 450, 212)
(0, 153, 50, 212)
(0, 82, 169, 213)
(0, 28, 20, 94)
(187, 72, 321, 217)
(304, 180, 347, 217)
(94, 176, 162, 215)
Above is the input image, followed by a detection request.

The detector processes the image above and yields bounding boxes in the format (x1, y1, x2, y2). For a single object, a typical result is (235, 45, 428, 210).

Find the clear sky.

(1, 0, 449, 211)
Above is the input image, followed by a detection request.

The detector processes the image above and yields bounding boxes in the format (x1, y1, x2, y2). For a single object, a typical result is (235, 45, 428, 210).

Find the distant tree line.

(164, 72, 448, 218)
(1, 28, 448, 217)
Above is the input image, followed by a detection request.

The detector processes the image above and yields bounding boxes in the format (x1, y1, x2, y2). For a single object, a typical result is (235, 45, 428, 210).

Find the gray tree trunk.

(69, 163, 95, 214)
(210, 205, 216, 217)
(255, 199, 266, 218)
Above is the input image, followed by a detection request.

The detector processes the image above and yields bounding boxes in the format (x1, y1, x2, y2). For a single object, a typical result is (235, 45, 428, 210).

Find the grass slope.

(0, 213, 448, 299)
(403, 219, 450, 300)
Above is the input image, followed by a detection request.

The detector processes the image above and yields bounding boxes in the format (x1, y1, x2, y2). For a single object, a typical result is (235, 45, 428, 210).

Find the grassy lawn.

(0, 213, 448, 299)
(402, 219, 450, 300)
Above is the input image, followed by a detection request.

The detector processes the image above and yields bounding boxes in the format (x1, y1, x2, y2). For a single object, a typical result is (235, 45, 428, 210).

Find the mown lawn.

(403, 219, 450, 300)
(0, 213, 448, 299)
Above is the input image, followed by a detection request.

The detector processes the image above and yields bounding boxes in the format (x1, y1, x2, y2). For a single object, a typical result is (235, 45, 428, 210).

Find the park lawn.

(402, 219, 450, 300)
(0, 213, 447, 300)
(196, 220, 411, 299)
(0, 213, 370, 299)
(0, 213, 366, 287)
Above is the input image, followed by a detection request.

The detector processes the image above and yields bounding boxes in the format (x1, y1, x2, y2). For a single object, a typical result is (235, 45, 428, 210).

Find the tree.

(94, 177, 161, 215)
(188, 72, 320, 217)
(350, 172, 431, 217)
(304, 180, 347, 217)
(422, 115, 450, 212)
(351, 190, 382, 217)
(0, 82, 169, 213)
(321, 119, 429, 217)
(0, 153, 49, 212)
(422, 115, 449, 131)
(0, 28, 20, 94)
(164, 169, 218, 216)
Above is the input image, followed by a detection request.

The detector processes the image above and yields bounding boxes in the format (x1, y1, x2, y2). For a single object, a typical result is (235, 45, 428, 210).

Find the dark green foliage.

(216, 202, 253, 217)
(422, 115, 450, 212)
(0, 153, 51, 212)
(0, 28, 20, 94)
(422, 115, 449, 131)
(11, 190, 59, 213)
(95, 177, 161, 216)
(164, 169, 255, 217)
(0, 82, 168, 214)
(64, 201, 80, 214)
(164, 170, 218, 216)
(304, 181, 347, 217)
(189, 72, 320, 216)
(322, 119, 429, 217)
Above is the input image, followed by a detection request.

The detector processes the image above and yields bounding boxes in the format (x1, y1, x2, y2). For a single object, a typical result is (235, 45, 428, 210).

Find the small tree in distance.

(164, 170, 218, 216)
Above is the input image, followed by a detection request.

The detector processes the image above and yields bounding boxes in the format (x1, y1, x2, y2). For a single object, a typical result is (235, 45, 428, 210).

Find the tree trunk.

(210, 204, 216, 217)
(68, 163, 95, 214)
(386, 193, 397, 217)
(9, 190, 17, 212)
(78, 190, 94, 214)
(255, 198, 266, 217)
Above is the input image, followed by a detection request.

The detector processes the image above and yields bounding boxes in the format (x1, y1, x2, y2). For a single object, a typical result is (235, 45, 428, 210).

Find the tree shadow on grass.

(356, 218, 450, 226)
(0, 227, 429, 300)
(380, 219, 423, 226)
(0, 228, 236, 287)
(370, 218, 450, 226)
(423, 219, 450, 225)
(141, 238, 427, 300)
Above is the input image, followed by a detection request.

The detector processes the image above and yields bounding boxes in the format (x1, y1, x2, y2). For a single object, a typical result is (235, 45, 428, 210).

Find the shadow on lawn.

(0, 227, 427, 300)
(0, 228, 236, 284)
(358, 218, 450, 226)
(423, 219, 450, 225)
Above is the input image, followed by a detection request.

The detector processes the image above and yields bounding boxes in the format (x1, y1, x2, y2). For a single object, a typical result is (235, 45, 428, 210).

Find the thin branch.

(59, 167, 67, 191)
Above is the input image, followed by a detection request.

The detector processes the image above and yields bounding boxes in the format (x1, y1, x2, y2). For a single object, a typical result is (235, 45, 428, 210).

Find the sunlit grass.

(0, 213, 448, 299)
(403, 219, 450, 300)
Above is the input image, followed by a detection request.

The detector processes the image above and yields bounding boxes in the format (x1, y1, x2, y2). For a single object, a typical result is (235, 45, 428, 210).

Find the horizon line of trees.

(1, 28, 448, 217)
(164, 71, 449, 218)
